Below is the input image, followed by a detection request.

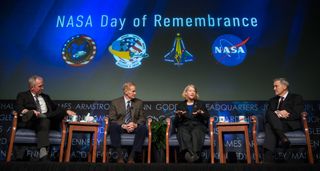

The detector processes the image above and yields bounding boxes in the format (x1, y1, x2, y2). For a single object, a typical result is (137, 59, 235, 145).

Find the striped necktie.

(124, 101, 132, 124)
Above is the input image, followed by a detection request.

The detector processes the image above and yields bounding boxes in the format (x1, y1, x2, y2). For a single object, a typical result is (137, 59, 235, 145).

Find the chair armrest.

(209, 117, 215, 164)
(11, 111, 18, 130)
(147, 118, 152, 136)
(165, 117, 171, 164)
(104, 116, 109, 136)
(301, 112, 308, 132)
(251, 115, 260, 163)
(165, 118, 171, 137)
(251, 116, 257, 136)
(209, 117, 214, 136)
(147, 118, 152, 164)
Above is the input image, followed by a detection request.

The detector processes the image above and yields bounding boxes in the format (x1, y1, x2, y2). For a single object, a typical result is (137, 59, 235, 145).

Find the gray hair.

(122, 82, 136, 93)
(273, 78, 289, 88)
(28, 75, 43, 88)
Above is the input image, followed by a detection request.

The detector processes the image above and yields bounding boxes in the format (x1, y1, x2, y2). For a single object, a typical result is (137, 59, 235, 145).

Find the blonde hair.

(181, 84, 199, 100)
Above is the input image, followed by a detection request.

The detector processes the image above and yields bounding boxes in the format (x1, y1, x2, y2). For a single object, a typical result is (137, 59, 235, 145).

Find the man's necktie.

(124, 101, 132, 124)
(35, 95, 42, 113)
(278, 97, 284, 110)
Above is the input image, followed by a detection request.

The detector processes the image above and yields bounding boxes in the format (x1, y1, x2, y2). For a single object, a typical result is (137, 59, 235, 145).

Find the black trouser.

(18, 110, 67, 148)
(176, 121, 207, 154)
(263, 112, 301, 152)
(109, 122, 147, 153)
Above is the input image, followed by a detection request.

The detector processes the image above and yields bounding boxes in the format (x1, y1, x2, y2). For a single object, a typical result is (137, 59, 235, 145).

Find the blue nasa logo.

(109, 34, 149, 69)
(62, 34, 96, 67)
(212, 34, 249, 66)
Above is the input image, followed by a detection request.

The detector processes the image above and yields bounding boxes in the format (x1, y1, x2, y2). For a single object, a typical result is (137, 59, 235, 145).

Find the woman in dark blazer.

(174, 84, 210, 163)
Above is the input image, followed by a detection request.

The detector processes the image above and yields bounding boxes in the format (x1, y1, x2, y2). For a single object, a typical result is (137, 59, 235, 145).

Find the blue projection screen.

(0, 0, 319, 101)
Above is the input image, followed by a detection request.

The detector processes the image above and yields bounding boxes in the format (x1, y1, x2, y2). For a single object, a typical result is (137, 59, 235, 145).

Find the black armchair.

(165, 117, 215, 164)
(6, 111, 67, 162)
(102, 116, 152, 163)
(251, 112, 314, 164)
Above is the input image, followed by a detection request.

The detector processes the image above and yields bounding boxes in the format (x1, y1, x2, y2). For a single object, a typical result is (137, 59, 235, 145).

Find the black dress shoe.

(127, 159, 135, 164)
(116, 157, 125, 164)
(263, 150, 274, 163)
(39, 155, 50, 162)
(279, 137, 290, 149)
(185, 151, 199, 163)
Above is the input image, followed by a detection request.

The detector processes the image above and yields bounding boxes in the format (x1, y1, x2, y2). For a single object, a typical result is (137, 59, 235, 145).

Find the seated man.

(15, 75, 76, 161)
(263, 78, 304, 163)
(108, 82, 147, 164)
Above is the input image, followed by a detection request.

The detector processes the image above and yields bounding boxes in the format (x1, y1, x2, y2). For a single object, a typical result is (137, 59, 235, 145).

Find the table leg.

(92, 129, 98, 163)
(65, 126, 74, 162)
(244, 128, 251, 164)
(88, 132, 93, 162)
(218, 129, 226, 163)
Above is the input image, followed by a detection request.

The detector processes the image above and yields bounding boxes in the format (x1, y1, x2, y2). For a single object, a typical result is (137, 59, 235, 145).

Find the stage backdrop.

(0, 100, 319, 162)
(0, 0, 320, 101)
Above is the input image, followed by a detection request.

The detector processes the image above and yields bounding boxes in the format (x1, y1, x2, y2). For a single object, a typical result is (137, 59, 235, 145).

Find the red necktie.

(278, 97, 284, 110)
(35, 95, 42, 113)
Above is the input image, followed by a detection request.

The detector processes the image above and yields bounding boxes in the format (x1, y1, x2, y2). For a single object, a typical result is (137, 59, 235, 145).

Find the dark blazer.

(109, 97, 146, 126)
(174, 100, 210, 128)
(15, 91, 60, 114)
(265, 93, 304, 129)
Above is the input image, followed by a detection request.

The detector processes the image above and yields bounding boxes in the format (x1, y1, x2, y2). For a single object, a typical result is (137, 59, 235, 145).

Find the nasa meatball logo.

(62, 34, 96, 67)
(212, 34, 250, 67)
(109, 34, 149, 69)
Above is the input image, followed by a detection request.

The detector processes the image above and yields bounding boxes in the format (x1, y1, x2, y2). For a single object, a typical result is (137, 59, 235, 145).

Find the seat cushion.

(106, 134, 149, 146)
(168, 134, 211, 146)
(14, 129, 62, 145)
(257, 131, 307, 145)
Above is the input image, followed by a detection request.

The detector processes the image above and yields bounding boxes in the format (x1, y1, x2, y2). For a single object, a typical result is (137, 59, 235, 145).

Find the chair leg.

(166, 145, 169, 164)
(253, 143, 260, 163)
(6, 141, 14, 162)
(102, 145, 107, 163)
(6, 128, 16, 162)
(306, 144, 314, 164)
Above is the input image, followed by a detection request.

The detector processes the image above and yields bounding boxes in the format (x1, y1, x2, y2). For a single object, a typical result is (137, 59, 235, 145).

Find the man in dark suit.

(263, 78, 304, 163)
(109, 82, 146, 164)
(15, 75, 76, 161)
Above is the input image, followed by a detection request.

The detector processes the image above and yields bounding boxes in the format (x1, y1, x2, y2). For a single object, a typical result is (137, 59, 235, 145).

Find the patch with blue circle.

(212, 34, 249, 67)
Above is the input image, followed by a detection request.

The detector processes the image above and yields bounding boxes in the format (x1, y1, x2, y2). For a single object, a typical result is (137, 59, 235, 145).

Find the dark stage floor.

(1, 162, 320, 171)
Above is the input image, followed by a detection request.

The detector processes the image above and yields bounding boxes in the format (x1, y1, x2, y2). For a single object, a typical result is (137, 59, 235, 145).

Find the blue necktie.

(124, 101, 132, 124)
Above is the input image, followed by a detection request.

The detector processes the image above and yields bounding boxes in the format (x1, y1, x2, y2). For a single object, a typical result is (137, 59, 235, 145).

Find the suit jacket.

(174, 100, 210, 128)
(15, 91, 62, 119)
(265, 93, 304, 129)
(109, 97, 146, 126)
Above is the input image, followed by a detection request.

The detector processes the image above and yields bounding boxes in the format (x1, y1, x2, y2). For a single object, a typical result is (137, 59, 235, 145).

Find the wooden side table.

(217, 122, 251, 164)
(64, 122, 99, 162)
